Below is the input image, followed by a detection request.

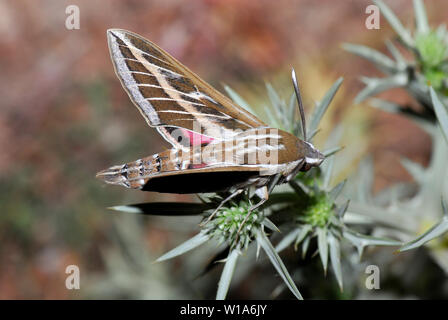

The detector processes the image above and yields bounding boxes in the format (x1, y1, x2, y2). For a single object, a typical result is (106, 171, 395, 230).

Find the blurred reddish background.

(0, 0, 447, 298)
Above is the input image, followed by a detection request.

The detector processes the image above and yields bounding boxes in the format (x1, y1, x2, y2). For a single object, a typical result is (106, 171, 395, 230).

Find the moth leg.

(200, 189, 244, 226)
(246, 173, 280, 213)
(267, 173, 282, 193)
(251, 186, 269, 212)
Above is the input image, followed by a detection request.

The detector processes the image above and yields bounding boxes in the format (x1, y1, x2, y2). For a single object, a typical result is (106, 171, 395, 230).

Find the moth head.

(301, 141, 325, 172)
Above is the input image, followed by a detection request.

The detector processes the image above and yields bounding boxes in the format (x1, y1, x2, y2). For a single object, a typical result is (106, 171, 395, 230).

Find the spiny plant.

(343, 0, 448, 272)
(343, 0, 448, 107)
(398, 88, 448, 252)
(110, 71, 401, 299)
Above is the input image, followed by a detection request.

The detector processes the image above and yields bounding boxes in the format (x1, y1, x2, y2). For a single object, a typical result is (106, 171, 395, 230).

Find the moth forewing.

(106, 29, 266, 145)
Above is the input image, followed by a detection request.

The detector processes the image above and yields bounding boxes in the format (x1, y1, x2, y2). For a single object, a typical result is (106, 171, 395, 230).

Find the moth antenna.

(291, 68, 307, 142)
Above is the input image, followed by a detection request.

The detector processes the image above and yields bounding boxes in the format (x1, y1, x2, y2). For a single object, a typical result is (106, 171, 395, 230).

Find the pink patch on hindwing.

(180, 128, 215, 146)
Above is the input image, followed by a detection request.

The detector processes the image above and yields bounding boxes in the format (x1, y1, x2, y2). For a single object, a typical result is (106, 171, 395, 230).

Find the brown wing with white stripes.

(107, 29, 266, 148)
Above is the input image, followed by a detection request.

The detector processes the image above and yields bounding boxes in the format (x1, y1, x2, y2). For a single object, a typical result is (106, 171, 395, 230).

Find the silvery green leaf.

(313, 180, 321, 195)
(323, 124, 344, 163)
(263, 218, 280, 233)
(256, 240, 261, 260)
(216, 249, 239, 300)
(343, 211, 375, 226)
(108, 205, 144, 214)
(322, 154, 334, 189)
(256, 229, 303, 300)
(436, 24, 447, 40)
(297, 180, 312, 195)
(346, 201, 417, 233)
(156, 231, 210, 262)
(444, 200, 448, 217)
(328, 232, 343, 291)
(369, 98, 434, 134)
(317, 228, 329, 274)
(196, 194, 209, 204)
(289, 180, 309, 198)
(385, 40, 406, 67)
(295, 224, 313, 250)
(302, 235, 311, 259)
(322, 146, 343, 157)
(293, 121, 303, 139)
(373, 182, 417, 206)
(270, 283, 286, 300)
(337, 200, 350, 219)
(308, 128, 320, 141)
(329, 180, 347, 202)
(343, 228, 401, 259)
(266, 82, 282, 108)
(355, 73, 408, 103)
(224, 85, 258, 116)
(308, 78, 343, 138)
(369, 96, 401, 113)
(320, 125, 342, 190)
(408, 78, 432, 106)
(264, 104, 282, 129)
(325, 124, 344, 148)
(400, 220, 448, 251)
(413, 0, 429, 35)
(401, 158, 426, 184)
(276, 228, 301, 253)
(357, 156, 374, 204)
(266, 83, 288, 127)
(374, 0, 415, 48)
(109, 202, 213, 216)
(342, 43, 398, 74)
(288, 92, 296, 116)
(431, 87, 448, 143)
(399, 201, 448, 252)
(288, 93, 297, 133)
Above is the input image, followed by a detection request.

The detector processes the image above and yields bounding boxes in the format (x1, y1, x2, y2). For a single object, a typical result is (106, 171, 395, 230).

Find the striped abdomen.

(96, 128, 307, 190)
(96, 150, 174, 189)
